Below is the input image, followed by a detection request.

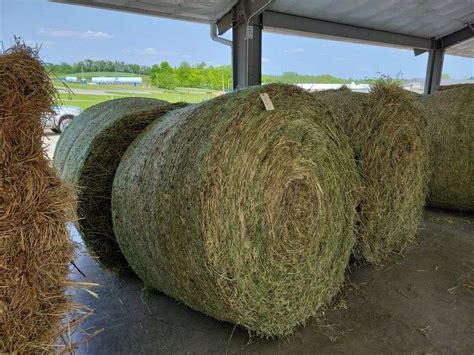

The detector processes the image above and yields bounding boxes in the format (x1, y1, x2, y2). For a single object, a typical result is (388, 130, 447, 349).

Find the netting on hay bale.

(54, 98, 186, 270)
(0, 43, 81, 352)
(314, 82, 430, 264)
(421, 84, 474, 212)
(112, 84, 361, 337)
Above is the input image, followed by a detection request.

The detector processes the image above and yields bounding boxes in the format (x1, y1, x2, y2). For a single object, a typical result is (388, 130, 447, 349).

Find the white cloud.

(141, 47, 159, 55)
(284, 47, 305, 53)
(181, 54, 192, 59)
(38, 28, 112, 39)
(262, 57, 271, 62)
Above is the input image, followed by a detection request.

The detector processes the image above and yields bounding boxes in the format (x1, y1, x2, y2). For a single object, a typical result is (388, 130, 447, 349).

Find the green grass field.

(55, 81, 221, 110)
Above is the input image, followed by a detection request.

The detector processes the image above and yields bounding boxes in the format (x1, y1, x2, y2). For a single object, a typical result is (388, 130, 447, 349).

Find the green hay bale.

(314, 83, 429, 264)
(421, 84, 474, 212)
(54, 97, 185, 269)
(112, 84, 361, 337)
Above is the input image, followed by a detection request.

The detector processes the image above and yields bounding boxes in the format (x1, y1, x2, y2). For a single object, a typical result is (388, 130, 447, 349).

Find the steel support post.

(232, 19, 262, 89)
(424, 44, 445, 94)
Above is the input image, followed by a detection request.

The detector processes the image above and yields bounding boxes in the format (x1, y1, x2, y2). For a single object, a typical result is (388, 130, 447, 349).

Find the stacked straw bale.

(421, 84, 474, 212)
(54, 98, 186, 269)
(0, 44, 77, 352)
(315, 83, 429, 264)
(112, 84, 361, 337)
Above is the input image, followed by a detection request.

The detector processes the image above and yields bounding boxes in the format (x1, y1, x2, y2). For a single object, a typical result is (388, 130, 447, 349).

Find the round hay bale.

(112, 84, 361, 337)
(54, 97, 186, 269)
(0, 43, 76, 352)
(314, 82, 429, 264)
(421, 84, 474, 212)
(437, 83, 473, 92)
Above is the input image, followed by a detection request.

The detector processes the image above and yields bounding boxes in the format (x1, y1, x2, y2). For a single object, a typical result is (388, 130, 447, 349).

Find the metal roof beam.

(261, 11, 432, 49)
(414, 24, 473, 56)
(217, 0, 273, 35)
(440, 24, 474, 48)
(217, 11, 233, 35)
(220, 10, 434, 49)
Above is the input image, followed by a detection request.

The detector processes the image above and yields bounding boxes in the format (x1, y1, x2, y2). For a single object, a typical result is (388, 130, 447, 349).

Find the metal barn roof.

(52, 0, 473, 57)
(270, 1, 472, 40)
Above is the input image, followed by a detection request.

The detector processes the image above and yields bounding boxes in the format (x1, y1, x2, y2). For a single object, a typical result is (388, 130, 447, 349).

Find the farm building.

(61, 76, 79, 83)
(91, 76, 143, 85)
(1, 0, 473, 353)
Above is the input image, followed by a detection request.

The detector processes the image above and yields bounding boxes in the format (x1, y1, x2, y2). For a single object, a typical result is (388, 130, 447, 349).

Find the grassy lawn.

(55, 83, 221, 110)
(53, 73, 222, 109)
(58, 93, 116, 109)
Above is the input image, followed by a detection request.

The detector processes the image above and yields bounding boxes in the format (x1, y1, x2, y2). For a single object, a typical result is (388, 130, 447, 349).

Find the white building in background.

(297, 82, 371, 93)
(402, 81, 424, 93)
(61, 76, 79, 83)
(91, 77, 143, 86)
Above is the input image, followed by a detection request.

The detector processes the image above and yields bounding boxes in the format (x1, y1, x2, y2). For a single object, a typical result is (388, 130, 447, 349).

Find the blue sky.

(1, 0, 473, 79)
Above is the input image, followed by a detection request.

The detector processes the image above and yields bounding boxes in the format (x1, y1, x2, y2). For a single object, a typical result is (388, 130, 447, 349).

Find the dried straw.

(314, 82, 429, 263)
(421, 84, 474, 212)
(0, 42, 80, 353)
(54, 98, 185, 270)
(112, 84, 361, 337)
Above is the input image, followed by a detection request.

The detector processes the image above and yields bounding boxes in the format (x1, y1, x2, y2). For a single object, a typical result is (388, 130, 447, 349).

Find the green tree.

(150, 62, 178, 89)
(176, 62, 192, 87)
(159, 72, 178, 89)
(160, 61, 173, 73)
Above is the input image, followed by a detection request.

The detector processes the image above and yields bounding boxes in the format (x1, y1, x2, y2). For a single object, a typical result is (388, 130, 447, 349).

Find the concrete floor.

(68, 209, 474, 354)
(43, 131, 60, 159)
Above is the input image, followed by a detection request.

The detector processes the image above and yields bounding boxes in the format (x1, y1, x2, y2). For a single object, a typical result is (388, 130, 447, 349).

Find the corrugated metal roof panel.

(51, 0, 474, 57)
(270, 0, 473, 39)
(446, 37, 474, 57)
(52, 0, 236, 22)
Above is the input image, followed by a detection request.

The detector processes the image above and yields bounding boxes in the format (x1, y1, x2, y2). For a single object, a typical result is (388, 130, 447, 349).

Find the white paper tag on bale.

(260, 93, 274, 111)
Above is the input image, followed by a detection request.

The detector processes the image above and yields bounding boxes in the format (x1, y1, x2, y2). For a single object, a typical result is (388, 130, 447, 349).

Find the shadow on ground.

(70, 209, 474, 354)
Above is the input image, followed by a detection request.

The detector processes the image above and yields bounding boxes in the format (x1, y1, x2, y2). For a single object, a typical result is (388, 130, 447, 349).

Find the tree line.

(46, 59, 374, 90)
(150, 62, 233, 90)
(263, 72, 356, 84)
(45, 59, 152, 76)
